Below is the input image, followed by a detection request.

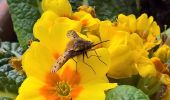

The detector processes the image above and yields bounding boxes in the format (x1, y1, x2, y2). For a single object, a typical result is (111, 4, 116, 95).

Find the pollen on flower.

(56, 81, 71, 96)
(40, 67, 83, 100)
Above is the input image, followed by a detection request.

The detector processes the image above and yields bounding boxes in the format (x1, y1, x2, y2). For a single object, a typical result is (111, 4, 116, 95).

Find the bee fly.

(51, 30, 109, 73)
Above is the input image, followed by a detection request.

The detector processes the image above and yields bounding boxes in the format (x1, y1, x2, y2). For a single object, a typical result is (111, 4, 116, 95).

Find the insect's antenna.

(92, 40, 110, 47)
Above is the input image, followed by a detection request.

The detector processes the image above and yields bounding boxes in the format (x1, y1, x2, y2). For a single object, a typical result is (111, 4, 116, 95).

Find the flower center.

(56, 81, 71, 96)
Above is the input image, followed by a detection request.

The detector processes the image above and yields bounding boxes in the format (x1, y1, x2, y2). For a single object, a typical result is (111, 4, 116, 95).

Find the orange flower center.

(56, 81, 70, 96)
(40, 67, 83, 100)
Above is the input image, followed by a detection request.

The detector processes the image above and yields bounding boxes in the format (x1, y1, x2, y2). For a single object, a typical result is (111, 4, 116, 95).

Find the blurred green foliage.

(7, 0, 41, 50)
(70, 0, 139, 20)
(0, 42, 26, 99)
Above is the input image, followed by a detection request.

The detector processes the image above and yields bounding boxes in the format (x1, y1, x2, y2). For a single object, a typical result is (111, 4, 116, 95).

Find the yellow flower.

(113, 13, 161, 50)
(16, 42, 117, 100)
(104, 31, 156, 78)
(42, 0, 72, 17)
(41, 0, 100, 43)
(17, 2, 117, 99)
(154, 45, 170, 63)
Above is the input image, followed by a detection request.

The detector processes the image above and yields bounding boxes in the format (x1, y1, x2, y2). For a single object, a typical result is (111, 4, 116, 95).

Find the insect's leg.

(82, 52, 96, 74)
(94, 49, 107, 65)
(83, 61, 96, 74)
(85, 50, 101, 58)
(72, 58, 77, 72)
(85, 51, 89, 58)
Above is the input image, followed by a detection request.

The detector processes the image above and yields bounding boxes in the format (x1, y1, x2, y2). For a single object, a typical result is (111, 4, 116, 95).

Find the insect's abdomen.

(51, 51, 70, 73)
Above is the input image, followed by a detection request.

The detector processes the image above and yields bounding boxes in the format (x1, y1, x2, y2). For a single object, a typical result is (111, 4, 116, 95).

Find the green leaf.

(106, 85, 149, 100)
(7, 0, 41, 50)
(0, 42, 26, 99)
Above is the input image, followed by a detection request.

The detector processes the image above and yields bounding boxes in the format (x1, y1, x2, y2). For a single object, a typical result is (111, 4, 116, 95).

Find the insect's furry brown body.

(51, 30, 93, 73)
(51, 30, 109, 73)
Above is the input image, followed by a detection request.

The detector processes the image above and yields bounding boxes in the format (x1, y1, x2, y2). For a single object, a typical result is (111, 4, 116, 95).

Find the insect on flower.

(51, 30, 109, 73)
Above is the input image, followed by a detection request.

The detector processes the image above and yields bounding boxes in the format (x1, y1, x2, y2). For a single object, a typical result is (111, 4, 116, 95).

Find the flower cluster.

(16, 0, 170, 100)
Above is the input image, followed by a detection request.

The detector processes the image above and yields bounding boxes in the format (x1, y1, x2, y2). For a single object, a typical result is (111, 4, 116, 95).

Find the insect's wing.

(67, 30, 80, 40)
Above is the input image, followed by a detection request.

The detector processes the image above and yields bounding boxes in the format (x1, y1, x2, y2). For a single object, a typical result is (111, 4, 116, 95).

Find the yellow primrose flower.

(41, 0, 100, 35)
(105, 31, 156, 79)
(42, 0, 72, 17)
(17, 42, 117, 100)
(154, 45, 170, 63)
(113, 13, 161, 50)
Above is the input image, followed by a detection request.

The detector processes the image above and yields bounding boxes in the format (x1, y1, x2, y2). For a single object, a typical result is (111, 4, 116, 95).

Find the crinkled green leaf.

(106, 85, 149, 100)
(7, 0, 41, 50)
(0, 42, 26, 99)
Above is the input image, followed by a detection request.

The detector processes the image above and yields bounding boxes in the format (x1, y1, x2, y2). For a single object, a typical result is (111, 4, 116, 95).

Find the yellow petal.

(42, 0, 72, 17)
(99, 20, 118, 47)
(107, 32, 150, 78)
(107, 44, 138, 79)
(149, 21, 160, 36)
(77, 83, 117, 100)
(136, 57, 157, 77)
(128, 14, 137, 33)
(77, 48, 111, 84)
(86, 33, 101, 45)
(154, 45, 170, 63)
(117, 14, 128, 23)
(137, 13, 148, 33)
(34, 11, 81, 55)
(22, 42, 55, 80)
(16, 77, 45, 100)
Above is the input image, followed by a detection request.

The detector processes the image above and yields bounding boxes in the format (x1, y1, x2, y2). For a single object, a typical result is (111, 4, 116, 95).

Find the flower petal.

(99, 20, 118, 47)
(77, 48, 111, 83)
(76, 83, 117, 100)
(22, 42, 55, 80)
(16, 77, 45, 100)
(136, 57, 157, 77)
(42, 0, 72, 17)
(128, 14, 137, 33)
(34, 11, 82, 55)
